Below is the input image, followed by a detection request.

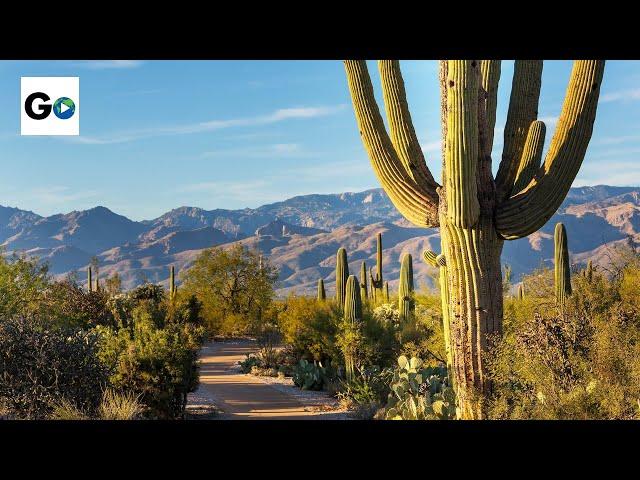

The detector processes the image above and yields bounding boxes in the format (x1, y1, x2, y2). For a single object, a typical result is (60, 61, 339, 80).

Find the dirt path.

(192, 339, 348, 420)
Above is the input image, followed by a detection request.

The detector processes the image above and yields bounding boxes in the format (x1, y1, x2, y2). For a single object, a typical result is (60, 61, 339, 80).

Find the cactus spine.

(317, 278, 326, 301)
(87, 267, 93, 293)
(554, 222, 572, 307)
(335, 247, 349, 310)
(369, 233, 384, 302)
(343, 275, 362, 383)
(359, 261, 368, 301)
(345, 59, 604, 419)
(398, 254, 415, 323)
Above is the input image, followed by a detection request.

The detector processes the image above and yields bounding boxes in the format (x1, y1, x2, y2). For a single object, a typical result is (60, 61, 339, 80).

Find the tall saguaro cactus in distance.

(398, 253, 415, 323)
(370, 233, 384, 302)
(87, 267, 93, 293)
(554, 222, 572, 307)
(335, 247, 349, 310)
(344, 59, 605, 418)
(169, 265, 177, 300)
(360, 261, 368, 300)
(317, 278, 326, 301)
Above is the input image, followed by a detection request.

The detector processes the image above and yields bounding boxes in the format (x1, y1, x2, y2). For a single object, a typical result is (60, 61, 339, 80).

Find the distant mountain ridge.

(1, 185, 638, 295)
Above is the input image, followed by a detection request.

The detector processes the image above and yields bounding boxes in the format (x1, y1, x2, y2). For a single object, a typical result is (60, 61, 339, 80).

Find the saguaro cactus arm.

(496, 60, 605, 239)
(378, 60, 439, 191)
(344, 60, 440, 228)
(512, 120, 546, 194)
(480, 60, 501, 154)
(495, 60, 543, 201)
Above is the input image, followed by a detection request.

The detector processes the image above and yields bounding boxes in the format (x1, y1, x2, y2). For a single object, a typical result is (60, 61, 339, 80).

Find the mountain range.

(1, 185, 638, 296)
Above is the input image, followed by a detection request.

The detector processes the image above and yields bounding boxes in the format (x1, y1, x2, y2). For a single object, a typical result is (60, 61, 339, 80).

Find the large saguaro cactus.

(344, 59, 605, 418)
(335, 247, 349, 310)
(554, 222, 572, 307)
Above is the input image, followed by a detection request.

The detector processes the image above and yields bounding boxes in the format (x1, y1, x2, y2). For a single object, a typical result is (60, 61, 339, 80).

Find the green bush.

(0, 317, 109, 419)
(97, 319, 204, 419)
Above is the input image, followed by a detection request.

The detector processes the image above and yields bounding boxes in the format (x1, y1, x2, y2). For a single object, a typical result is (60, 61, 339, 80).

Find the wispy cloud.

(600, 88, 640, 103)
(67, 105, 346, 145)
(200, 143, 309, 159)
(80, 60, 143, 70)
(30, 186, 100, 205)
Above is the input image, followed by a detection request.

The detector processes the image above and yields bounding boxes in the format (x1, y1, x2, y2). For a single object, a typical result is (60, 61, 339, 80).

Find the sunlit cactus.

(343, 275, 362, 383)
(345, 59, 605, 418)
(517, 284, 524, 300)
(335, 247, 349, 310)
(360, 261, 368, 301)
(370, 233, 384, 302)
(317, 278, 326, 301)
(398, 253, 414, 323)
(87, 267, 93, 293)
(554, 222, 572, 307)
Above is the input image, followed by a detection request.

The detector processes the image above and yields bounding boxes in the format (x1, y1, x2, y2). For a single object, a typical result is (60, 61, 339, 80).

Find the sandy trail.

(194, 339, 344, 420)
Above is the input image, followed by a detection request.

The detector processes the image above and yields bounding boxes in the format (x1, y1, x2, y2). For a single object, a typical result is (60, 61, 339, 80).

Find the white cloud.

(67, 105, 346, 145)
(599, 88, 640, 103)
(200, 143, 307, 159)
(80, 60, 143, 70)
(30, 186, 100, 205)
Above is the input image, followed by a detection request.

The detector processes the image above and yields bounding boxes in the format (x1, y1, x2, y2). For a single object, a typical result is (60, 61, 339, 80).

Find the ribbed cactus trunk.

(87, 267, 93, 293)
(383, 281, 389, 302)
(359, 261, 368, 301)
(554, 223, 572, 307)
(317, 278, 326, 301)
(370, 233, 383, 302)
(335, 247, 349, 310)
(345, 59, 604, 419)
(398, 253, 414, 323)
(343, 275, 362, 383)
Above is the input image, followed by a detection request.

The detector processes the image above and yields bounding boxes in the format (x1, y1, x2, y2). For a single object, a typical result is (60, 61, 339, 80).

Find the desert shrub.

(168, 293, 204, 326)
(239, 354, 261, 373)
(43, 280, 116, 329)
(276, 294, 340, 364)
(97, 320, 204, 419)
(384, 355, 455, 420)
(337, 365, 392, 419)
(98, 389, 144, 420)
(0, 317, 108, 419)
(0, 254, 50, 320)
(488, 256, 640, 420)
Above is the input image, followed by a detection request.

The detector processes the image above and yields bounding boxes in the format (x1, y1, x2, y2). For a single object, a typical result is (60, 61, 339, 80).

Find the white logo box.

(21, 77, 80, 136)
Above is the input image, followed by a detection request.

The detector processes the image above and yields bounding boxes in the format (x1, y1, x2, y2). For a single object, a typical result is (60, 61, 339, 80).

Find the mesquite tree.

(344, 59, 605, 419)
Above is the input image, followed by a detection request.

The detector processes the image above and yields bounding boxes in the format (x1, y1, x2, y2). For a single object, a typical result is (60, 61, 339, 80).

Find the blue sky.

(0, 60, 638, 221)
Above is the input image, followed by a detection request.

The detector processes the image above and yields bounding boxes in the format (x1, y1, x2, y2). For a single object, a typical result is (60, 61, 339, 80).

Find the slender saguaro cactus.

(517, 284, 525, 300)
(87, 267, 93, 293)
(359, 261, 368, 301)
(424, 249, 453, 381)
(335, 247, 349, 310)
(398, 253, 415, 323)
(169, 265, 177, 300)
(344, 59, 605, 418)
(317, 278, 326, 301)
(94, 277, 100, 293)
(554, 222, 572, 307)
(384, 281, 389, 302)
(585, 259, 594, 283)
(343, 275, 362, 383)
(370, 233, 384, 302)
